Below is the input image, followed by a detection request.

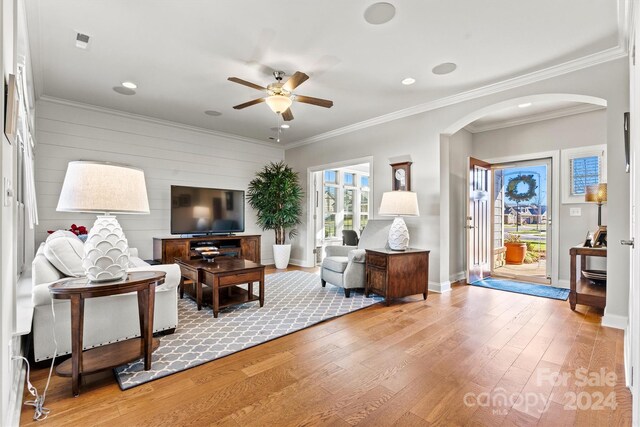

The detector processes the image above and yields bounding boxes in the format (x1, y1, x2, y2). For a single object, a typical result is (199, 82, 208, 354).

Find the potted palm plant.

(247, 161, 303, 269)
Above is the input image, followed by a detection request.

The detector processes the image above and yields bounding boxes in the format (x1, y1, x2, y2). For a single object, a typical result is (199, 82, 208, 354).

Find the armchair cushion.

(325, 245, 356, 258)
(322, 256, 349, 273)
(348, 249, 366, 264)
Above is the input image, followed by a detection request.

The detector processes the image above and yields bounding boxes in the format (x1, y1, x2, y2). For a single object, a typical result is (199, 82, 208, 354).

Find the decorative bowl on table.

(581, 269, 607, 285)
(201, 251, 220, 262)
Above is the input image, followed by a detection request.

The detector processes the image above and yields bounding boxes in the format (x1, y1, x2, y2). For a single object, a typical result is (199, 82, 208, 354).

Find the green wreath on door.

(506, 174, 537, 202)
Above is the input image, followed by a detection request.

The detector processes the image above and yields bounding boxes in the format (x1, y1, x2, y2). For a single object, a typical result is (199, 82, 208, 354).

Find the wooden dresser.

(153, 235, 261, 264)
(365, 248, 430, 304)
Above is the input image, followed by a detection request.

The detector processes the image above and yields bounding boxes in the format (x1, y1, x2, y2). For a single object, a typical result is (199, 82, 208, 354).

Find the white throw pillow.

(43, 236, 85, 277)
(46, 230, 82, 243)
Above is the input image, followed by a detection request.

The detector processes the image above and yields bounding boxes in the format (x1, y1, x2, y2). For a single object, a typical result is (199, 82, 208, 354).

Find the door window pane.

(361, 176, 369, 188)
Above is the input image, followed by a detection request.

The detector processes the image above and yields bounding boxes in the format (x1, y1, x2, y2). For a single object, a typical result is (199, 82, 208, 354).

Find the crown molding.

(38, 96, 278, 149)
(285, 45, 627, 150)
(464, 104, 605, 134)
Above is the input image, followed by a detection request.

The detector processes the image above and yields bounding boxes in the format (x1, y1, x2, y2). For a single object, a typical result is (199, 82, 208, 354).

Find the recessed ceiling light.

(280, 124, 290, 129)
(121, 81, 137, 89)
(432, 63, 457, 75)
(204, 110, 222, 117)
(113, 86, 136, 96)
(364, 2, 396, 25)
(401, 77, 416, 85)
(518, 103, 532, 108)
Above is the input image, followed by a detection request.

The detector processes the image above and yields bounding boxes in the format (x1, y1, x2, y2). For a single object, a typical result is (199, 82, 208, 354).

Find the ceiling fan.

(228, 71, 333, 121)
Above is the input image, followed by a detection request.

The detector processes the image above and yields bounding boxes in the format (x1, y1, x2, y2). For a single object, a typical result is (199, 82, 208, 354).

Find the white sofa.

(31, 231, 180, 362)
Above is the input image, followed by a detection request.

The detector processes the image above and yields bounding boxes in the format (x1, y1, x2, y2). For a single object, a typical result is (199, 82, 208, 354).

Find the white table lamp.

(57, 161, 150, 282)
(378, 191, 419, 251)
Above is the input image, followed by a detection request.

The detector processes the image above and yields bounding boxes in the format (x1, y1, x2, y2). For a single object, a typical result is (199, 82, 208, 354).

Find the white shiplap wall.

(35, 98, 284, 262)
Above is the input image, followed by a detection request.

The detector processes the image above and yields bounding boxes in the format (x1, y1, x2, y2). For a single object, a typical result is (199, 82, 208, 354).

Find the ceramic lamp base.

(388, 217, 410, 251)
(83, 215, 130, 282)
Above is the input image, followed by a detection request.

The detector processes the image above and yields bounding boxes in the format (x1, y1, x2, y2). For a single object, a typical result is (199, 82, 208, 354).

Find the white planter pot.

(273, 244, 291, 269)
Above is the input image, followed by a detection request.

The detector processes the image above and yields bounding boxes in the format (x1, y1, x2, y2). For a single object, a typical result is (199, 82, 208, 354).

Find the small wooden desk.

(569, 245, 607, 310)
(48, 271, 165, 396)
(176, 258, 265, 318)
(365, 248, 430, 305)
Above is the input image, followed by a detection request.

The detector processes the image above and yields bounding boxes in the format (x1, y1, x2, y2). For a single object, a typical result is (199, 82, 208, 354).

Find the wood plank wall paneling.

(34, 100, 284, 261)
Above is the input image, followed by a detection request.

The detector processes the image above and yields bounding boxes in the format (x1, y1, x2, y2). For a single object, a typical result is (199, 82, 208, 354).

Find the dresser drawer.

(366, 252, 387, 269)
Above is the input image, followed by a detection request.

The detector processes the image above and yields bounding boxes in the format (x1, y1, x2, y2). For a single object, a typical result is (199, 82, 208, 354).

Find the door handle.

(464, 225, 477, 229)
(620, 239, 635, 248)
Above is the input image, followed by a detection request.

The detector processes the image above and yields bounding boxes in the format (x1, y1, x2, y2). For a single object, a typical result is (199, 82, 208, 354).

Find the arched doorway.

(440, 93, 608, 287)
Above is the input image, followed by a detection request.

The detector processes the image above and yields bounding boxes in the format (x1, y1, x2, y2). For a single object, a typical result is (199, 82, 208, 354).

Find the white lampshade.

(57, 161, 150, 214)
(265, 95, 293, 114)
(378, 191, 419, 217)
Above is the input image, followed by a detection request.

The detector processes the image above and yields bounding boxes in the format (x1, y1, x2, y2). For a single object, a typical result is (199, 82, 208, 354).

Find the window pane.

(343, 172, 355, 186)
(324, 186, 337, 213)
(571, 156, 600, 195)
(360, 191, 369, 213)
(324, 170, 337, 184)
(344, 189, 354, 213)
(344, 214, 354, 230)
(360, 214, 368, 230)
(324, 214, 336, 238)
(360, 176, 369, 188)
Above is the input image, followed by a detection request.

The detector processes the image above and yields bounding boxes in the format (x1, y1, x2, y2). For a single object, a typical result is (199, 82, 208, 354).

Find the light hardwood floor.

(21, 268, 632, 426)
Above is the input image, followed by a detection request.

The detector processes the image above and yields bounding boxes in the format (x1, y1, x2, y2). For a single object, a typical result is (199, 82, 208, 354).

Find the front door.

(467, 157, 492, 283)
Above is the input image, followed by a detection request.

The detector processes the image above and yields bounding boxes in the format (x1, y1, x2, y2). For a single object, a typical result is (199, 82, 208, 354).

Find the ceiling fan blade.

(282, 108, 294, 121)
(295, 95, 333, 108)
(233, 98, 266, 109)
(283, 71, 309, 92)
(228, 77, 266, 91)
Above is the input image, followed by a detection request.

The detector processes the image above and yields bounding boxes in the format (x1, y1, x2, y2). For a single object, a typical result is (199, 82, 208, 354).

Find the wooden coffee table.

(176, 258, 265, 317)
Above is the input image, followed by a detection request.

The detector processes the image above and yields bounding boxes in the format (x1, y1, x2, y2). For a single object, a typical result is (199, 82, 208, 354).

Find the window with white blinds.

(562, 145, 607, 204)
(570, 155, 600, 196)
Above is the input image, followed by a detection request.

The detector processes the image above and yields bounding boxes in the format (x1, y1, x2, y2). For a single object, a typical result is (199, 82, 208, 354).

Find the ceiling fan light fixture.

(265, 95, 292, 114)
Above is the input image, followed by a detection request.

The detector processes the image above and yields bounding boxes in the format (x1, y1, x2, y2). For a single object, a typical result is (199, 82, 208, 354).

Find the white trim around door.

(481, 150, 560, 287)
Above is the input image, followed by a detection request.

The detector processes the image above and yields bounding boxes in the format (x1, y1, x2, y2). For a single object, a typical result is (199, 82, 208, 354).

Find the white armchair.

(31, 231, 180, 362)
(320, 220, 392, 297)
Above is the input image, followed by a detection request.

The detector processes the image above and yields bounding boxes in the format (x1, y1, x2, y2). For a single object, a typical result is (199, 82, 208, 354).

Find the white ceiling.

(465, 101, 605, 133)
(25, 0, 625, 145)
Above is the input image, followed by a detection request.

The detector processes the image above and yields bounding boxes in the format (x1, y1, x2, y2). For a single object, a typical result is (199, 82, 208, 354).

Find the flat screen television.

(170, 185, 245, 235)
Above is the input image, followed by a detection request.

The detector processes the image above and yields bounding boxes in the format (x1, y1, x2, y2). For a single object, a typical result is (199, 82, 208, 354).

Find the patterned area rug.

(115, 270, 383, 390)
(471, 278, 570, 300)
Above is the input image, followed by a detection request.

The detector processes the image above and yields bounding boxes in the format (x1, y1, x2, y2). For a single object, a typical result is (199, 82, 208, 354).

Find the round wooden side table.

(49, 271, 166, 396)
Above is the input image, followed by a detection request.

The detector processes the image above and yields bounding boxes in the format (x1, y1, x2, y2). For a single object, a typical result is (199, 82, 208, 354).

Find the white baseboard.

(429, 281, 452, 293)
(289, 258, 311, 267)
(556, 279, 570, 289)
(450, 271, 466, 283)
(601, 309, 628, 330)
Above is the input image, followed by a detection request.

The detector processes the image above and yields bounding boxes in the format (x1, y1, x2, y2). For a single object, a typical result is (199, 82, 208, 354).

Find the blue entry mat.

(471, 278, 569, 300)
